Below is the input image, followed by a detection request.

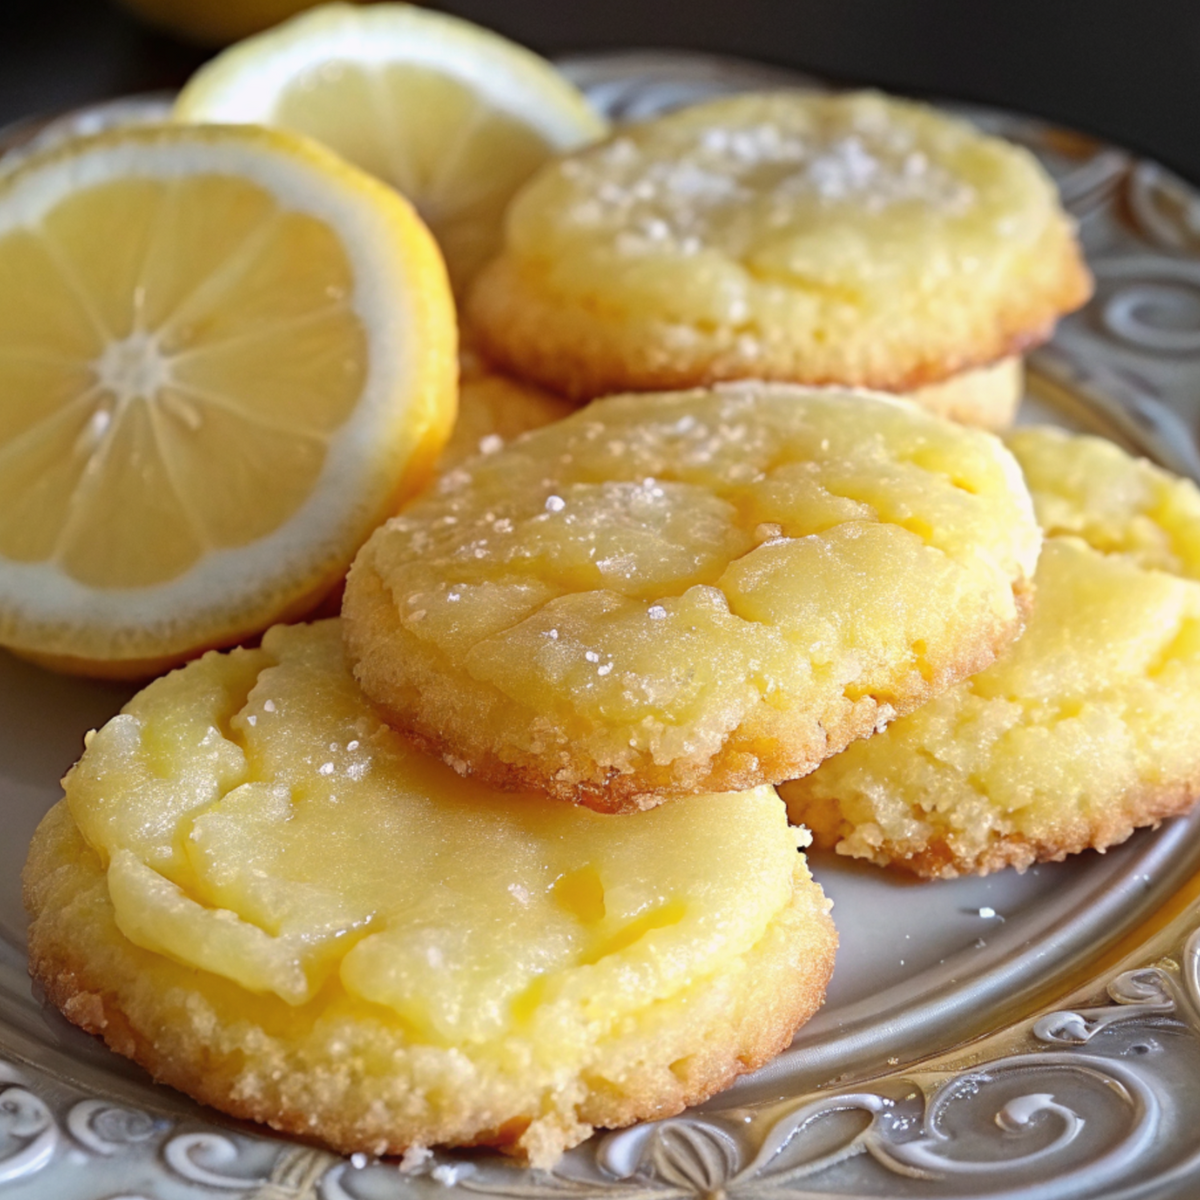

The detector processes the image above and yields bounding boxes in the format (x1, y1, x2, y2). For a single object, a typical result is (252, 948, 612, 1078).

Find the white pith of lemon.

(0, 123, 456, 677)
(173, 2, 608, 292)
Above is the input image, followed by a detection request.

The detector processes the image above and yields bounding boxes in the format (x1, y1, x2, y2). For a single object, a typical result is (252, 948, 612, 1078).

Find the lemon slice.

(0, 123, 456, 677)
(174, 2, 607, 292)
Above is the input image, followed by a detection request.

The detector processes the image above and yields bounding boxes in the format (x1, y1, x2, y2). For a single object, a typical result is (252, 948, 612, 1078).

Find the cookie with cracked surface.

(23, 619, 836, 1167)
(467, 91, 1090, 406)
(781, 427, 1200, 878)
(343, 384, 1040, 812)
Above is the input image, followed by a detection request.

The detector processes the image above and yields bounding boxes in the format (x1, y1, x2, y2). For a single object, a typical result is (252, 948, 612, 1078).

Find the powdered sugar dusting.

(556, 93, 977, 259)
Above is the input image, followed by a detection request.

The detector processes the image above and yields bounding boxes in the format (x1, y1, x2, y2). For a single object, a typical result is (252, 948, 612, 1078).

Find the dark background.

(3, 0, 1197, 183)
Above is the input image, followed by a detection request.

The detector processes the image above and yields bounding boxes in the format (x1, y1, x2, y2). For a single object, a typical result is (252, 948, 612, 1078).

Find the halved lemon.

(0, 123, 456, 678)
(174, 2, 608, 292)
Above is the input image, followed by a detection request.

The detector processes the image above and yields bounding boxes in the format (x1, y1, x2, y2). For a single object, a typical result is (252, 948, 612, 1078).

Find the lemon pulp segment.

(0, 175, 363, 586)
(271, 60, 567, 291)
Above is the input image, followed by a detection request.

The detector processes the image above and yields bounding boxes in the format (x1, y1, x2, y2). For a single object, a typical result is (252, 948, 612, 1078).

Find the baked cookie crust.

(344, 384, 1040, 811)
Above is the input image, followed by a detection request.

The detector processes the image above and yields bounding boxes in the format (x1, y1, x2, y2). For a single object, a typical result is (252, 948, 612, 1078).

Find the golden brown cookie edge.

(24, 799, 836, 1167)
(344, 534, 1034, 812)
(466, 223, 1089, 404)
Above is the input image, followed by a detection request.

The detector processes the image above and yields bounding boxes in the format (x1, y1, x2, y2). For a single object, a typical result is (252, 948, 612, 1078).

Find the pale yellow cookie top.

(469, 90, 1090, 398)
(344, 384, 1040, 809)
(783, 427, 1200, 877)
(65, 619, 804, 1036)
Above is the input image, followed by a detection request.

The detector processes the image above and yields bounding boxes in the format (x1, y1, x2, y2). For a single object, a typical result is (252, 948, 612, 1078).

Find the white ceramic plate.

(4, 51, 1200, 1200)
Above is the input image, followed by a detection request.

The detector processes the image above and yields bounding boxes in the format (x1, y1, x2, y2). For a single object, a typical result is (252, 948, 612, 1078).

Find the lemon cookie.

(782, 428, 1200, 878)
(24, 620, 836, 1166)
(439, 347, 574, 472)
(343, 384, 1040, 812)
(467, 90, 1089, 409)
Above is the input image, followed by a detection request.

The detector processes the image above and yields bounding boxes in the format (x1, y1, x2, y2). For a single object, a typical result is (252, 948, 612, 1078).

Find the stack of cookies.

(782, 426, 1200, 877)
(25, 380, 1041, 1165)
(33, 37, 1200, 1176)
(467, 90, 1090, 429)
